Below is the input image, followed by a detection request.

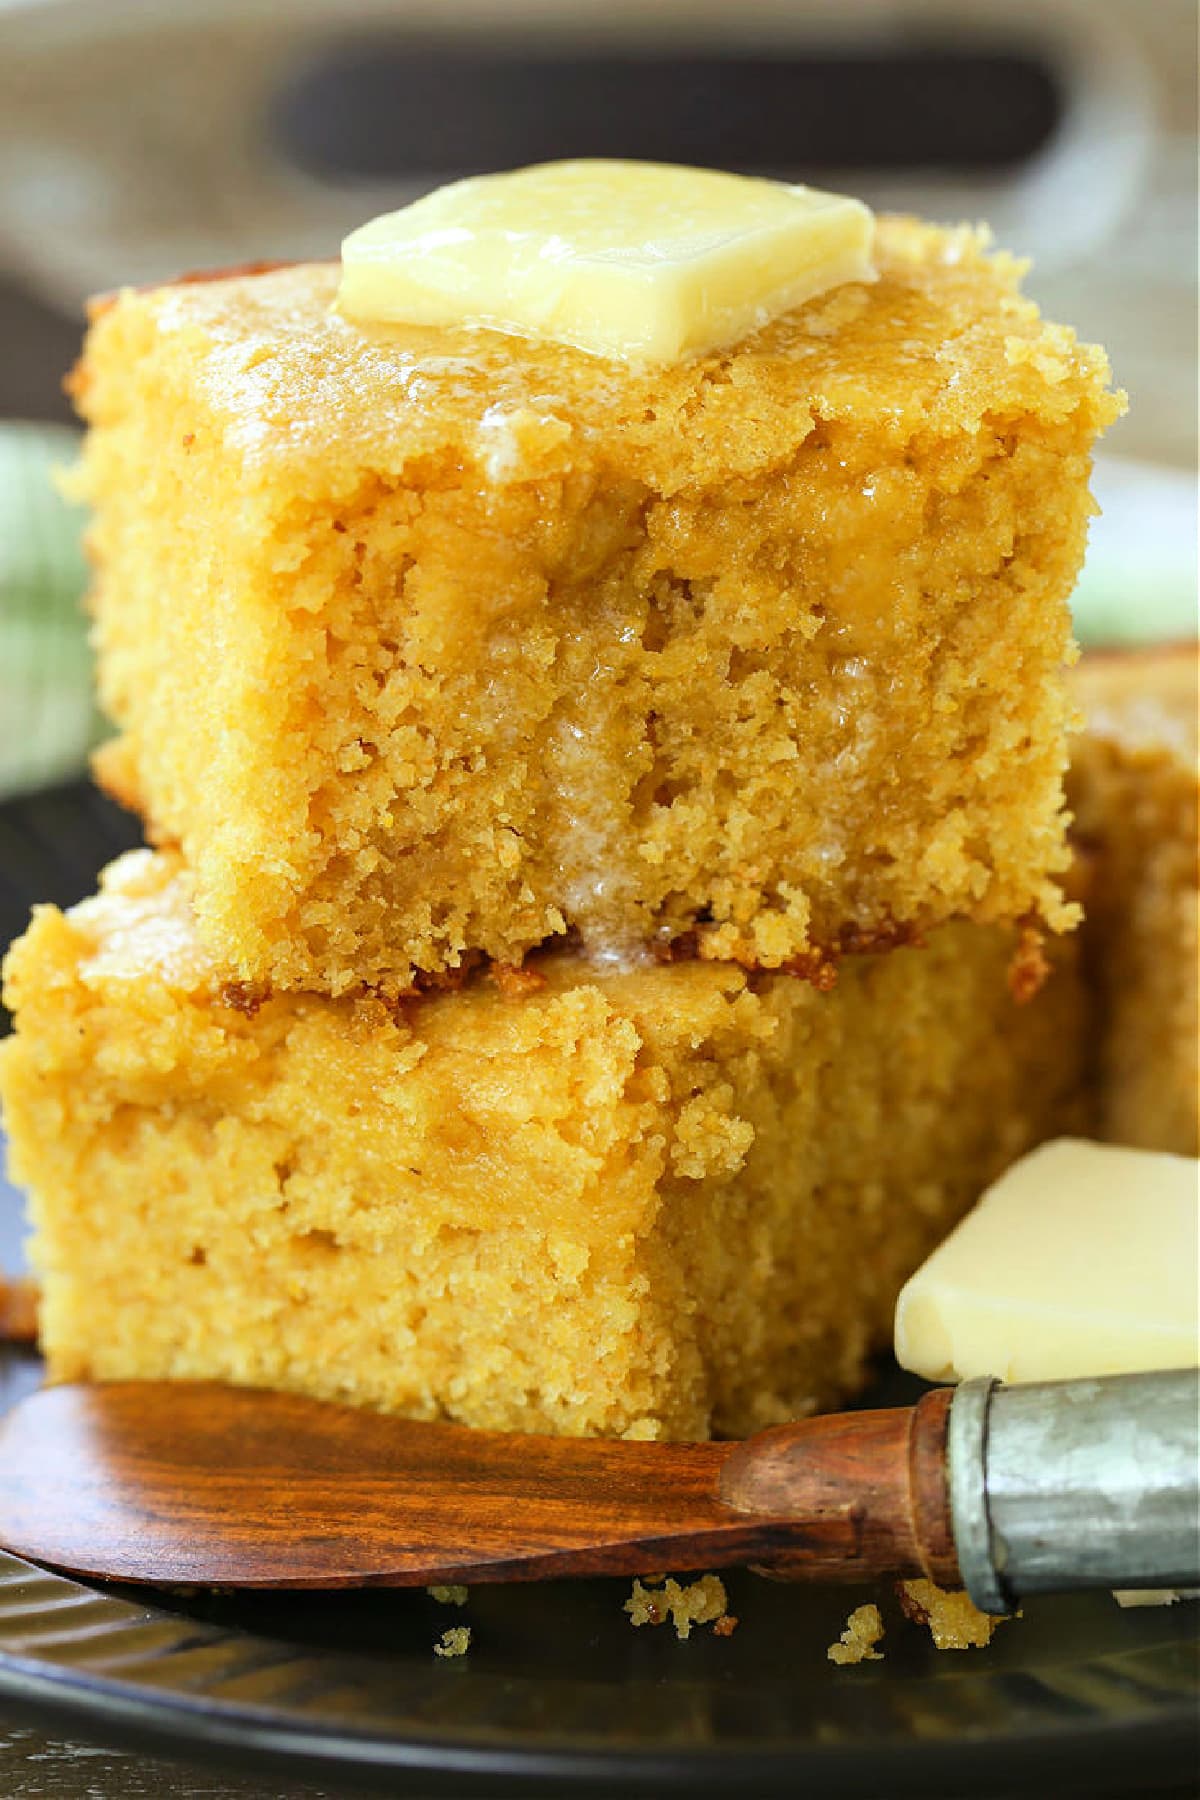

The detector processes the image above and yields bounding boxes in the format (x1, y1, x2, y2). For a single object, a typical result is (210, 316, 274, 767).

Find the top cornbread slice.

(75, 220, 1122, 996)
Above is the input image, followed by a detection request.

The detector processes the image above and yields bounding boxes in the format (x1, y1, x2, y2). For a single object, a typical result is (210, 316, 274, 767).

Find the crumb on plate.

(827, 1602, 885, 1665)
(624, 1574, 731, 1641)
(897, 1578, 1018, 1649)
(426, 1584, 469, 1606)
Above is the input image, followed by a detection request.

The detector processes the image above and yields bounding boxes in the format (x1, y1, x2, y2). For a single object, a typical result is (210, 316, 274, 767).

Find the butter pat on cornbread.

(77, 207, 1121, 995)
(0, 850, 1084, 1440)
(339, 161, 875, 363)
(894, 1140, 1200, 1384)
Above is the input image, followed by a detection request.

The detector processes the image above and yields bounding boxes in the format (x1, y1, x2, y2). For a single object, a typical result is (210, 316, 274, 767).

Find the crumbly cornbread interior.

(0, 850, 1083, 1439)
(76, 220, 1120, 996)
(1068, 645, 1198, 1156)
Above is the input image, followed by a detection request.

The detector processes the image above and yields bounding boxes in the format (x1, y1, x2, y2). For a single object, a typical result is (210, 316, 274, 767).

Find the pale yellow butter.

(337, 160, 874, 364)
(894, 1140, 1200, 1384)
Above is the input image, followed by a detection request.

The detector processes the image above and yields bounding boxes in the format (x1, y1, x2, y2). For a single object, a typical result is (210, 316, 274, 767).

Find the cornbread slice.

(0, 850, 1084, 1439)
(76, 224, 1121, 995)
(1069, 646, 1198, 1155)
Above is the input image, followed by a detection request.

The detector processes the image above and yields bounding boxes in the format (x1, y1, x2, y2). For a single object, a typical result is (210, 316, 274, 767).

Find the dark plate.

(0, 783, 1198, 1796)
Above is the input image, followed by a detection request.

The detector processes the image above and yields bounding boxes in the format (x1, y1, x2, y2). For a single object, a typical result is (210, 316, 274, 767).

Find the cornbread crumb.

(426, 1584, 469, 1606)
(433, 1626, 471, 1658)
(897, 1579, 1017, 1650)
(624, 1574, 730, 1641)
(827, 1603, 885, 1665)
(0, 1275, 38, 1345)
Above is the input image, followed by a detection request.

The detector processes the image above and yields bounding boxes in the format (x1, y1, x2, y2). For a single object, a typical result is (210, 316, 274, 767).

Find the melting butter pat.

(895, 1140, 1200, 1384)
(337, 160, 874, 364)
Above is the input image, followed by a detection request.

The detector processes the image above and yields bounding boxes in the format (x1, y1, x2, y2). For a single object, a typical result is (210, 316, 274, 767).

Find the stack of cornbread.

(0, 165, 1132, 1440)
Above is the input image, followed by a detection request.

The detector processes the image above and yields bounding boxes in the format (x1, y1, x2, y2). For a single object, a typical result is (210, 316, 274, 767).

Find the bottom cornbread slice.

(0, 850, 1084, 1440)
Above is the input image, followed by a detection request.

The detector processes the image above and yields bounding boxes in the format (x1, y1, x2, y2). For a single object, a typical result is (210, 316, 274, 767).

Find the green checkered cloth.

(0, 423, 104, 801)
(0, 430, 1192, 805)
(1067, 455, 1198, 648)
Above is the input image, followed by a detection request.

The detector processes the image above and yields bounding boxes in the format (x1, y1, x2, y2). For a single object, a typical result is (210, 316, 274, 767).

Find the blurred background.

(0, 0, 1196, 953)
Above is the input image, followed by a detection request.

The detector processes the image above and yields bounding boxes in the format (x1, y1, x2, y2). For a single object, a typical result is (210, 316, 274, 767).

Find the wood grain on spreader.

(0, 1381, 962, 1591)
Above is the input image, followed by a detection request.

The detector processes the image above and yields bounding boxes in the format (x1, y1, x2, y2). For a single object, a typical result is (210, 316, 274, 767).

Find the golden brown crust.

(410, 952, 486, 997)
(895, 1579, 932, 1627)
(831, 919, 927, 957)
(217, 956, 495, 1015)
(219, 981, 266, 1018)
(91, 737, 145, 818)
(86, 260, 298, 322)
(0, 1275, 39, 1346)
(62, 358, 88, 406)
(489, 962, 549, 999)
(774, 952, 841, 993)
(1073, 639, 1198, 675)
(665, 916, 927, 992)
(169, 260, 297, 288)
(660, 927, 838, 990)
(1007, 922, 1051, 1005)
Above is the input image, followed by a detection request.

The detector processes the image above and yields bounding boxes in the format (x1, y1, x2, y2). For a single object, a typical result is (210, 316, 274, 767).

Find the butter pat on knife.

(337, 160, 875, 364)
(895, 1139, 1200, 1383)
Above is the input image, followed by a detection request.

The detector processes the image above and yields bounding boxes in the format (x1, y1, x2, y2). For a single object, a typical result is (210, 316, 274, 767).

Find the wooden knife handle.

(719, 1386, 962, 1586)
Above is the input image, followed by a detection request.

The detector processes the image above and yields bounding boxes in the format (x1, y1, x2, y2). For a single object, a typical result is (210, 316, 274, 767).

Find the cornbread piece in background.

(894, 1139, 1200, 1384)
(76, 222, 1120, 996)
(1069, 646, 1199, 1155)
(0, 850, 1084, 1441)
